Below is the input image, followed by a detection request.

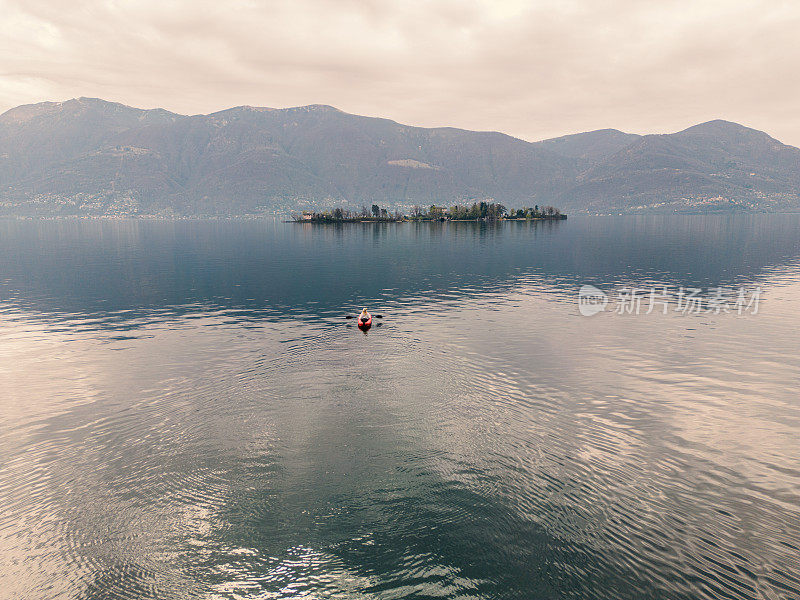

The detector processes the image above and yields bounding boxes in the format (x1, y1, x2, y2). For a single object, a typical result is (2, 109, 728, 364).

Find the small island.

(292, 202, 566, 222)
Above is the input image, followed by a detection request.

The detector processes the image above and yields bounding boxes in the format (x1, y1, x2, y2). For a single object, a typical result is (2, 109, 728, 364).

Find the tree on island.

(543, 206, 560, 217)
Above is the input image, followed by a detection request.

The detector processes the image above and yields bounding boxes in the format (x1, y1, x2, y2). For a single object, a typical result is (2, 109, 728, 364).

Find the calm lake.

(1, 216, 799, 600)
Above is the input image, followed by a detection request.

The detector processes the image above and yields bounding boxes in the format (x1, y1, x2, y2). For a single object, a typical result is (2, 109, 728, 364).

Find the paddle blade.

(345, 315, 353, 319)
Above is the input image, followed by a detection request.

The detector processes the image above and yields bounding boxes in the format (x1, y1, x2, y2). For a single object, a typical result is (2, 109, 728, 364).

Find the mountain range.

(1, 97, 799, 216)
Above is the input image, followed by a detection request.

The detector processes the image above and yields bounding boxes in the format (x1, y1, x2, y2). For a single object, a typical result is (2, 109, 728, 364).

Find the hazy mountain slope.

(0, 97, 181, 182)
(535, 128, 641, 162)
(557, 120, 800, 212)
(1, 99, 799, 215)
(181, 105, 578, 207)
(1, 100, 582, 214)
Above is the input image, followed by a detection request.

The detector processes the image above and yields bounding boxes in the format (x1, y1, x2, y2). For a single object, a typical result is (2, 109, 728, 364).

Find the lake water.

(1, 216, 799, 600)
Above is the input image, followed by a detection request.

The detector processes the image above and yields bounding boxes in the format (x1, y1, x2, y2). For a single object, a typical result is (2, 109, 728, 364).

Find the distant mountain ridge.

(1, 97, 799, 215)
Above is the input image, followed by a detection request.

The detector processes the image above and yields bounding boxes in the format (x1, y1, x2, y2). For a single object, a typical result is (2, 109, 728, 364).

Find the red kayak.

(358, 316, 372, 328)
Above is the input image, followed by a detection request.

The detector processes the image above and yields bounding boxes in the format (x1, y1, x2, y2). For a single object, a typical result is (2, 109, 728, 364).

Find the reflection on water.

(1, 216, 799, 599)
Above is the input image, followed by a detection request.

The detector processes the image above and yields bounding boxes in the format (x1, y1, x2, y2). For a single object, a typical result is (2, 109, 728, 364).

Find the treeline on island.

(293, 202, 565, 222)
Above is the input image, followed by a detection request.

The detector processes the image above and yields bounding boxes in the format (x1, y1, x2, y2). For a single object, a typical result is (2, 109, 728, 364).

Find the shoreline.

(290, 216, 568, 223)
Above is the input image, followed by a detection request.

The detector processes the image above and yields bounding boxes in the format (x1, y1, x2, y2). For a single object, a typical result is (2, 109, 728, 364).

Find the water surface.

(1, 216, 799, 599)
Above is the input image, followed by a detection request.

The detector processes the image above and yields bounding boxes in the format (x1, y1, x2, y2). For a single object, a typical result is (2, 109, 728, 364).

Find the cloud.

(1, 0, 800, 144)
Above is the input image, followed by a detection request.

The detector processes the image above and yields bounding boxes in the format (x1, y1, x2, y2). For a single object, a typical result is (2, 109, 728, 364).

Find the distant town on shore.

(292, 202, 566, 223)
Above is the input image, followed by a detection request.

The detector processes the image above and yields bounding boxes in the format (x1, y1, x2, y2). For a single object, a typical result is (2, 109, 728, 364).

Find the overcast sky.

(1, 0, 799, 144)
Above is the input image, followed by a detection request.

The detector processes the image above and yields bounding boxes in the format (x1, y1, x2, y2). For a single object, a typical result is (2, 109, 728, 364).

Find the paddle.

(345, 314, 383, 319)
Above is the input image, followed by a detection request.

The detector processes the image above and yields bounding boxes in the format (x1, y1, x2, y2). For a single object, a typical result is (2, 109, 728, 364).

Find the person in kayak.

(359, 308, 371, 324)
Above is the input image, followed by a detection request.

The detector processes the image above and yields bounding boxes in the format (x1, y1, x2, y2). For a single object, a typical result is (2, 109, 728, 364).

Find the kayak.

(358, 316, 372, 328)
